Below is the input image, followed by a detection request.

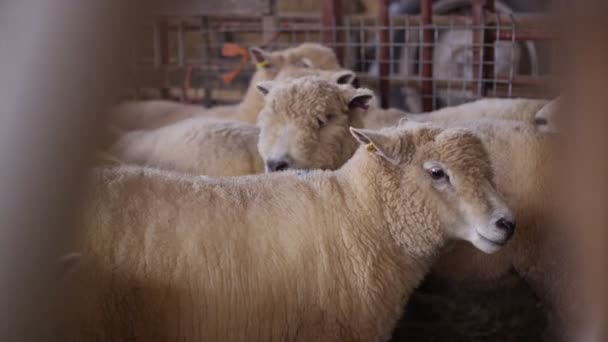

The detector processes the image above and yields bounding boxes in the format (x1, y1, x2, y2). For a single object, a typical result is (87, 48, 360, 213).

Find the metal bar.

(177, 20, 185, 67)
(472, 0, 484, 96)
(334, 0, 345, 64)
(322, 0, 334, 47)
(378, 0, 390, 108)
(420, 0, 434, 111)
(322, 0, 345, 63)
(488, 30, 555, 41)
(158, 16, 171, 98)
(482, 0, 496, 97)
(165, 13, 549, 28)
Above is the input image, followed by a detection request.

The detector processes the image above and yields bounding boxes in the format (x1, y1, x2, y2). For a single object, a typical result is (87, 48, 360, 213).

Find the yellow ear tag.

(366, 143, 376, 152)
(256, 60, 270, 70)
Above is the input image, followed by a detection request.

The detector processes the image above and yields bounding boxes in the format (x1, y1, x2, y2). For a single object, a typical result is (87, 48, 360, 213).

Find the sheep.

(108, 43, 341, 131)
(256, 89, 563, 337)
(403, 97, 549, 126)
(394, 117, 566, 339)
(109, 72, 360, 177)
(363, 107, 409, 129)
(61, 123, 516, 342)
(256, 76, 375, 172)
(109, 118, 263, 176)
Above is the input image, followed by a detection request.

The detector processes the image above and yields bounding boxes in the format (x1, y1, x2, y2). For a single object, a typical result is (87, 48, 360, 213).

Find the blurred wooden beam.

(0, 0, 135, 339)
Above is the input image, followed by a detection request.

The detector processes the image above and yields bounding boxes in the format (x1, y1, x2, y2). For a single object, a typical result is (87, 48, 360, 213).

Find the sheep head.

(249, 43, 340, 81)
(256, 76, 373, 172)
(350, 122, 515, 254)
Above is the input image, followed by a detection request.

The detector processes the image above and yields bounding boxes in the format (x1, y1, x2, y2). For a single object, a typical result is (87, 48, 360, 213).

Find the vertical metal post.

(322, 0, 345, 64)
(158, 16, 170, 98)
(378, 0, 390, 108)
(420, 0, 434, 111)
(472, 0, 484, 97)
(482, 0, 496, 96)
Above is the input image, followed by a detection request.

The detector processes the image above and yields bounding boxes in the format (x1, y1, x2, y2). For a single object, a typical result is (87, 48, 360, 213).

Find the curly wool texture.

(109, 118, 263, 177)
(399, 118, 571, 338)
(257, 77, 371, 171)
(108, 70, 358, 177)
(405, 98, 549, 126)
(107, 43, 341, 132)
(61, 124, 502, 342)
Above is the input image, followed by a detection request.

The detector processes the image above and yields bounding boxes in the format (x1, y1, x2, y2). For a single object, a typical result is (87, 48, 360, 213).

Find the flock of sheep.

(58, 43, 570, 341)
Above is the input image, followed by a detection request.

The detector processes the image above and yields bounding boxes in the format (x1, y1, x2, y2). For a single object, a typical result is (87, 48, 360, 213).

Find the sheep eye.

(429, 167, 446, 180)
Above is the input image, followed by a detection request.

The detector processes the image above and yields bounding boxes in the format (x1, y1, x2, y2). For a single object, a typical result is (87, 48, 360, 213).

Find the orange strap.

(220, 32, 281, 84)
(221, 43, 249, 84)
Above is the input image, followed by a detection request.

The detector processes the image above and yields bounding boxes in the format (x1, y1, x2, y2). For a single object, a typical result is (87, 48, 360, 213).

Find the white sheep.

(109, 118, 263, 177)
(256, 76, 374, 172)
(109, 72, 360, 176)
(363, 107, 409, 129)
(256, 90, 565, 336)
(398, 117, 569, 337)
(403, 97, 549, 126)
(108, 43, 341, 132)
(61, 123, 515, 341)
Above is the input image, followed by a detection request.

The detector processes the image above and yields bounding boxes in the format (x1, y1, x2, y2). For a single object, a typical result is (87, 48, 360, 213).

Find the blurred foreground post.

(0, 0, 136, 340)
(557, 1, 607, 340)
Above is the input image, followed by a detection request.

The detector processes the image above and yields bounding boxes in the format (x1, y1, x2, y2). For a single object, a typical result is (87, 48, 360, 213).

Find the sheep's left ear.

(256, 81, 275, 96)
(249, 46, 274, 69)
(346, 88, 374, 111)
(535, 97, 560, 133)
(349, 127, 400, 164)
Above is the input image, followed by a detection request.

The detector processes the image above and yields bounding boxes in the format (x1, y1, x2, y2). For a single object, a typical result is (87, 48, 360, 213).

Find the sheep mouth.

(476, 232, 508, 247)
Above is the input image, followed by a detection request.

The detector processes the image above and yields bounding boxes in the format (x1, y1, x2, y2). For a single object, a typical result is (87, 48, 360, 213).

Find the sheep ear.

(256, 81, 275, 96)
(294, 57, 314, 68)
(535, 98, 560, 133)
(347, 89, 374, 111)
(349, 127, 400, 164)
(249, 46, 273, 69)
(398, 116, 411, 126)
(334, 70, 359, 88)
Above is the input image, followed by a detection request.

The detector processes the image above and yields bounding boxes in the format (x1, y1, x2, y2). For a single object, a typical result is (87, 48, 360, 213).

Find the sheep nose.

(266, 159, 290, 172)
(495, 218, 516, 239)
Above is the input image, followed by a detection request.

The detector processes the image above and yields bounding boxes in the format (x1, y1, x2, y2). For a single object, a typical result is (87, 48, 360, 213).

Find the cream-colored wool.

(108, 43, 341, 131)
(109, 71, 358, 177)
(61, 123, 514, 341)
(109, 118, 263, 177)
(399, 118, 570, 334)
(404, 98, 549, 126)
(257, 77, 374, 171)
(363, 107, 409, 129)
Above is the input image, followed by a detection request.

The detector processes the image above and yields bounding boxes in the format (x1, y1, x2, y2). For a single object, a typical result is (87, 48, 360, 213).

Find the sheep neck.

(236, 70, 267, 124)
(330, 149, 446, 338)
